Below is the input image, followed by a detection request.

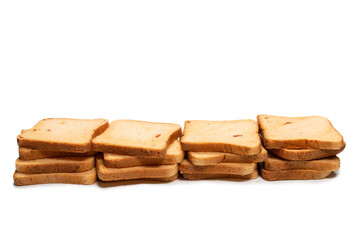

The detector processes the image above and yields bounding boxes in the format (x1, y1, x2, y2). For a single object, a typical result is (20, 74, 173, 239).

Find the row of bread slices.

(14, 115, 345, 185)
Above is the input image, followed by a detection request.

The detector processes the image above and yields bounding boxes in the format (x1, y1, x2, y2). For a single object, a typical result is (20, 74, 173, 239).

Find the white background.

(1, 0, 358, 239)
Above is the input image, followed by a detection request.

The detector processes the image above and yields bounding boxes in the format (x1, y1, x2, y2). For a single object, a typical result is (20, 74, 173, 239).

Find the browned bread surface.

(19, 147, 96, 160)
(188, 146, 267, 166)
(13, 168, 97, 186)
(269, 144, 345, 161)
(103, 140, 184, 168)
(182, 170, 258, 180)
(181, 120, 261, 155)
(96, 156, 178, 181)
(260, 168, 332, 181)
(17, 118, 109, 153)
(179, 159, 256, 175)
(257, 115, 344, 150)
(16, 156, 95, 174)
(92, 120, 182, 157)
(265, 154, 340, 171)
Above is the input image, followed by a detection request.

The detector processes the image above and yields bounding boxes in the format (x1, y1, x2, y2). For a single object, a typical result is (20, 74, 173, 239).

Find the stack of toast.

(179, 120, 267, 180)
(14, 118, 109, 185)
(92, 120, 184, 183)
(257, 115, 345, 180)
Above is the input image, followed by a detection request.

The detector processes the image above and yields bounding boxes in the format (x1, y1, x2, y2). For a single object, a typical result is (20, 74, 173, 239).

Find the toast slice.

(19, 147, 96, 160)
(98, 173, 178, 186)
(260, 168, 332, 181)
(181, 120, 261, 155)
(13, 168, 97, 186)
(257, 115, 344, 150)
(188, 146, 267, 166)
(182, 170, 258, 180)
(269, 144, 345, 161)
(15, 156, 95, 174)
(264, 154, 340, 171)
(96, 155, 178, 181)
(17, 118, 109, 153)
(179, 159, 256, 175)
(92, 120, 182, 157)
(103, 140, 184, 168)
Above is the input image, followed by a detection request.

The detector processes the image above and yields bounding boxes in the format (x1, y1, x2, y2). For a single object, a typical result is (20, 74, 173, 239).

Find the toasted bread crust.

(188, 146, 267, 165)
(16, 157, 95, 174)
(103, 140, 184, 168)
(260, 168, 332, 181)
(182, 170, 258, 180)
(13, 168, 97, 186)
(179, 159, 256, 175)
(264, 154, 340, 171)
(19, 147, 96, 160)
(268, 144, 345, 161)
(96, 155, 178, 181)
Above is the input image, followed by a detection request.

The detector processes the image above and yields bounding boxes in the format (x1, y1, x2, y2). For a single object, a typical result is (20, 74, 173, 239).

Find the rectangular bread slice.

(179, 159, 256, 175)
(17, 118, 109, 153)
(182, 170, 258, 180)
(264, 154, 340, 171)
(180, 120, 261, 155)
(92, 120, 182, 157)
(13, 168, 97, 186)
(19, 147, 96, 160)
(98, 173, 178, 186)
(257, 115, 344, 150)
(96, 155, 178, 181)
(260, 168, 332, 181)
(103, 140, 184, 168)
(268, 144, 345, 161)
(188, 146, 267, 166)
(15, 156, 95, 174)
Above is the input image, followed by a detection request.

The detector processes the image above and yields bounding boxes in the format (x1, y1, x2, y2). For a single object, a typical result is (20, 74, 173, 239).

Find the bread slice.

(179, 159, 256, 175)
(181, 120, 261, 155)
(257, 115, 344, 150)
(13, 168, 97, 186)
(269, 144, 345, 161)
(260, 168, 332, 181)
(103, 140, 184, 168)
(92, 120, 182, 157)
(17, 118, 109, 153)
(15, 156, 95, 174)
(264, 154, 340, 171)
(188, 146, 267, 166)
(182, 170, 258, 180)
(98, 173, 178, 186)
(19, 147, 96, 160)
(96, 155, 178, 181)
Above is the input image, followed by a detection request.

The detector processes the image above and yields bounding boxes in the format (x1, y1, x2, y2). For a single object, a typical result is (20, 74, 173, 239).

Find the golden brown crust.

(182, 170, 258, 180)
(260, 167, 332, 181)
(179, 159, 256, 175)
(188, 147, 267, 165)
(264, 154, 340, 171)
(13, 168, 97, 186)
(18, 147, 96, 160)
(15, 157, 95, 174)
(268, 144, 345, 161)
(96, 155, 178, 181)
(103, 140, 184, 168)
